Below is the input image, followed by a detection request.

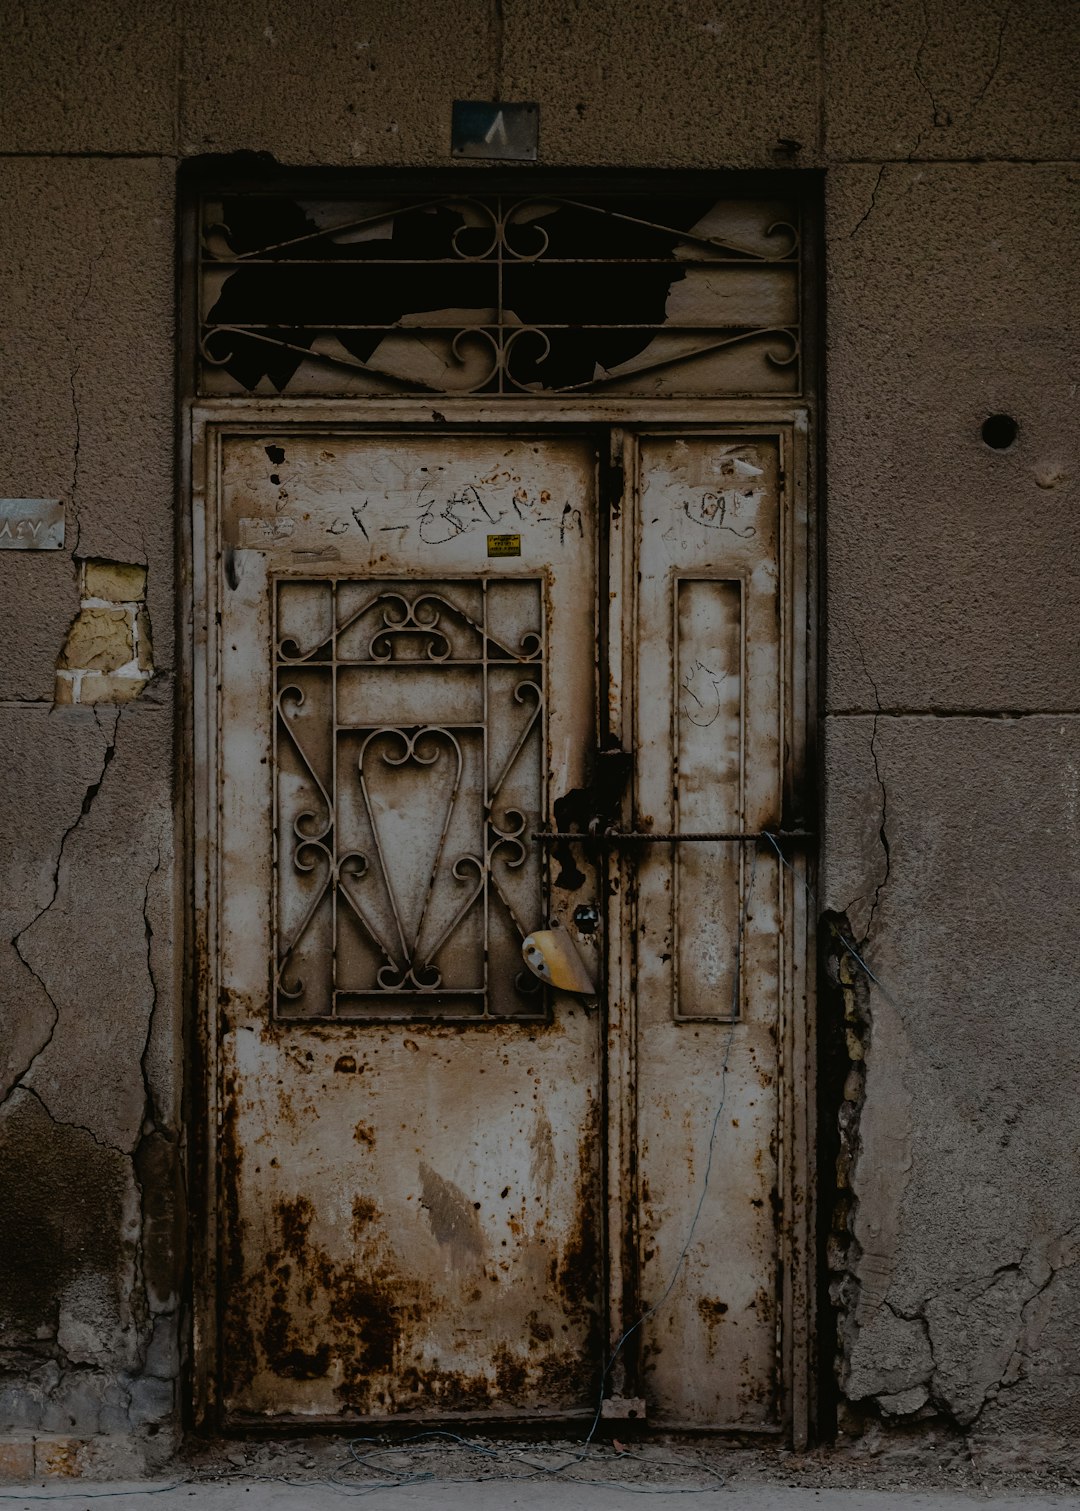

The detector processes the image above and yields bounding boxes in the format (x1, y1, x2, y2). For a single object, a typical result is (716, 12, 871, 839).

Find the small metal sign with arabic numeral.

(451, 101, 539, 160)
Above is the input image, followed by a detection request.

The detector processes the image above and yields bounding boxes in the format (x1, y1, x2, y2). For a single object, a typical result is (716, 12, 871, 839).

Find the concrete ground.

(1, 1484, 1080, 1509)
(4, 1435, 1080, 1510)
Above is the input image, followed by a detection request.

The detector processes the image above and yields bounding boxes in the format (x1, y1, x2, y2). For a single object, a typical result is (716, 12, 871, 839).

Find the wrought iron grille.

(273, 576, 547, 1020)
(198, 191, 801, 398)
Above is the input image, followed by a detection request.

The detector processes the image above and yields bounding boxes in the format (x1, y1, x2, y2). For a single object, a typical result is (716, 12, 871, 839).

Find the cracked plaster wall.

(0, 0, 1077, 1467)
(823, 149, 1080, 1447)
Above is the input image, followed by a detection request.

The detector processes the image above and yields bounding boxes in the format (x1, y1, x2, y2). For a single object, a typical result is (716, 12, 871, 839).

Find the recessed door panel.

(215, 433, 602, 1420)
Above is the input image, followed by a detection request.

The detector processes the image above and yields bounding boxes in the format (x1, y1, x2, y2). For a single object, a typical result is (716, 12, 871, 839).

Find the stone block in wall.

(180, 0, 491, 163)
(33, 1434, 152, 1480)
(825, 0, 1080, 162)
(0, 708, 113, 1107)
(502, 0, 820, 167)
(0, 1442, 34, 1481)
(824, 163, 1080, 714)
(0, 694, 180, 1447)
(0, 0, 176, 153)
(821, 712, 1080, 1434)
(11, 705, 174, 1152)
(0, 158, 175, 701)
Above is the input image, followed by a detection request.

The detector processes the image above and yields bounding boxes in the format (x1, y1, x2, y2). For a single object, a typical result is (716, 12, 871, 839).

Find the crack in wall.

(849, 640, 891, 942)
(15, 1083, 121, 1157)
(969, 4, 1012, 114)
(910, 0, 944, 151)
(909, 0, 1014, 156)
(849, 164, 887, 239)
(5, 707, 121, 1113)
(65, 256, 100, 559)
(848, 1230, 1080, 1429)
(139, 842, 164, 1133)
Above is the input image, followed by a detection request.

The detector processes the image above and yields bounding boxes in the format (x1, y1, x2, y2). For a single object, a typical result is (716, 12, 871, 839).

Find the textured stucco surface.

(825, 0, 1080, 163)
(823, 714, 1080, 1435)
(179, 0, 493, 162)
(0, 157, 175, 702)
(0, 702, 180, 1454)
(178, 0, 821, 168)
(825, 163, 1080, 715)
(0, 0, 1078, 1470)
(499, 0, 821, 168)
(0, 0, 177, 155)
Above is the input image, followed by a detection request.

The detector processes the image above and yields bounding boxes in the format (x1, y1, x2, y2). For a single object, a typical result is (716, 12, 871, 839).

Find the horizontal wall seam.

(0, 152, 1076, 166)
(0, 150, 179, 160)
(825, 709, 1080, 719)
(0, 698, 169, 712)
(828, 155, 1080, 166)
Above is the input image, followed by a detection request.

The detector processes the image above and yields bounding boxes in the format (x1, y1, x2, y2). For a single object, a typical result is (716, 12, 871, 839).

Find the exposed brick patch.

(54, 561, 153, 705)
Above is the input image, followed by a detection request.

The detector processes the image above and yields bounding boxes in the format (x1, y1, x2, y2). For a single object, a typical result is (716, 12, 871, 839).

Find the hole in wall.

(981, 413, 1018, 451)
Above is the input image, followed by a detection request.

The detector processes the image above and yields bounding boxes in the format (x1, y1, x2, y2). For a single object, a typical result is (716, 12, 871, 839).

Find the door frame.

(183, 396, 817, 1442)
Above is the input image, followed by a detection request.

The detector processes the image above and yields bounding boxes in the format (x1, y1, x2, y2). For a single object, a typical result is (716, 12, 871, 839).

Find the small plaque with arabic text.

(487, 533, 522, 558)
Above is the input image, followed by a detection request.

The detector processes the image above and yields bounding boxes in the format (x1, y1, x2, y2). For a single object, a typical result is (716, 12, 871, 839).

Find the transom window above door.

(196, 189, 804, 399)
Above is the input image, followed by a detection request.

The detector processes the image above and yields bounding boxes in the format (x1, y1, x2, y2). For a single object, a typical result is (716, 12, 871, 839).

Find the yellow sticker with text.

(487, 533, 522, 558)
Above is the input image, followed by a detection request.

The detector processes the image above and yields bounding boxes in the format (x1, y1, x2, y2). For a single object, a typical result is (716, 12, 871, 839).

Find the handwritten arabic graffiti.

(681, 491, 757, 538)
(680, 659, 728, 728)
(257, 448, 585, 553)
(417, 483, 498, 544)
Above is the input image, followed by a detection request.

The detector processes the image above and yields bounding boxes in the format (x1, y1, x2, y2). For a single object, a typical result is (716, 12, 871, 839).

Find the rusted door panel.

(216, 434, 603, 1420)
(633, 434, 789, 1428)
(205, 417, 809, 1431)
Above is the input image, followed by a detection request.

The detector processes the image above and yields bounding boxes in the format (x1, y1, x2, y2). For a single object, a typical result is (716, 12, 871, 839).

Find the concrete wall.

(1, 0, 1077, 1471)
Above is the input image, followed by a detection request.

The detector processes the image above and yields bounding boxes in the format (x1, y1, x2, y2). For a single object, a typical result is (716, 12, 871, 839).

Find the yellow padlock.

(521, 920, 597, 995)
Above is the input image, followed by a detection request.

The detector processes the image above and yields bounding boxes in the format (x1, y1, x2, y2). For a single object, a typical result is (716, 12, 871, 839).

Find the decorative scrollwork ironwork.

(197, 190, 803, 398)
(273, 577, 547, 1021)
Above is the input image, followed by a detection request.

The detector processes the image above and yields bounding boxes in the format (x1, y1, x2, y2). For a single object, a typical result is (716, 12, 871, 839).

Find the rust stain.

(493, 1344, 528, 1396)
(277, 1194, 314, 1261)
(219, 1072, 258, 1394)
(259, 1197, 331, 1381)
(551, 1094, 603, 1369)
(230, 1186, 432, 1407)
(352, 1195, 378, 1228)
(529, 1111, 557, 1189)
(418, 1163, 485, 1264)
(353, 1121, 376, 1148)
(527, 1310, 554, 1345)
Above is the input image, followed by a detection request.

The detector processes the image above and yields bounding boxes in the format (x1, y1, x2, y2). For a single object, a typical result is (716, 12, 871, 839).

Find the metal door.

(195, 417, 810, 1432)
(628, 430, 808, 1429)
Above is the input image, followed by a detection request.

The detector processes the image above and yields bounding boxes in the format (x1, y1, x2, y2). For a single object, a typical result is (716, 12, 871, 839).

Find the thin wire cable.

(0, 1490, 184, 1503)
(760, 832, 895, 1003)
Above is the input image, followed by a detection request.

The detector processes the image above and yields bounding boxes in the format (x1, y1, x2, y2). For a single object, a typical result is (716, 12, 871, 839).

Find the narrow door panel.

(216, 434, 602, 1421)
(633, 433, 790, 1428)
